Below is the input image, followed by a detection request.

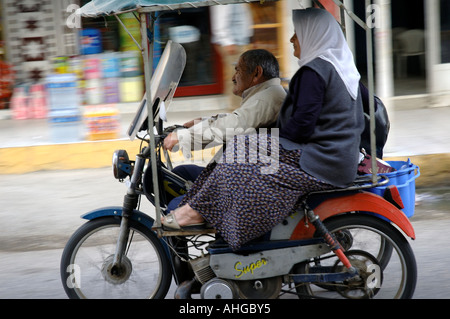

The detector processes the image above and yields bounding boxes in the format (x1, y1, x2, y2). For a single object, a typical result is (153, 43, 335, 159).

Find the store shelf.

(250, 1, 286, 76)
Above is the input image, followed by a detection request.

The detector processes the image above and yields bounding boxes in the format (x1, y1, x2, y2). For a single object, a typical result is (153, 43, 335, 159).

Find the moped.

(61, 0, 418, 299)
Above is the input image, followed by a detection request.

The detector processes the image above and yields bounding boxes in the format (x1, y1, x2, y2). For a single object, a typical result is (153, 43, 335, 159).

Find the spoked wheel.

(293, 214, 417, 299)
(333, 250, 382, 299)
(60, 217, 172, 299)
(333, 226, 393, 270)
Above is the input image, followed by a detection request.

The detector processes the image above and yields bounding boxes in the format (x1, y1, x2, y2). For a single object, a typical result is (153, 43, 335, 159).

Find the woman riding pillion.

(162, 8, 364, 251)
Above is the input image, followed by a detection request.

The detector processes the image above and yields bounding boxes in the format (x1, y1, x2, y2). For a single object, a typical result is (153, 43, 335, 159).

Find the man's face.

(232, 57, 255, 97)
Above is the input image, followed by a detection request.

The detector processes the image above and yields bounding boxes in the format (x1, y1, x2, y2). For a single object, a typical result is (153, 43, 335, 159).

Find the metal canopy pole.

(139, 11, 162, 227)
(316, 0, 378, 184)
(365, 0, 378, 183)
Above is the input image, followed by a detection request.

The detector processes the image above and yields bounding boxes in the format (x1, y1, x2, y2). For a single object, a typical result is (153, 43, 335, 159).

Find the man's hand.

(163, 132, 179, 151)
(183, 117, 202, 128)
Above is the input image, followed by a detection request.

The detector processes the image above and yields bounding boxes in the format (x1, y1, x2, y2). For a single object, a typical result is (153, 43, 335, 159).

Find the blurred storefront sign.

(0, 0, 449, 106)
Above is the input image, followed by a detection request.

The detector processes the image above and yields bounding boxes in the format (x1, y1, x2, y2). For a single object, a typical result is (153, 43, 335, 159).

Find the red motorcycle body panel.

(290, 192, 415, 240)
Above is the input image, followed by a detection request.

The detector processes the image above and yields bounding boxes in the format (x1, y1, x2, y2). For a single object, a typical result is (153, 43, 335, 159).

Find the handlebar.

(138, 124, 186, 157)
(163, 124, 186, 134)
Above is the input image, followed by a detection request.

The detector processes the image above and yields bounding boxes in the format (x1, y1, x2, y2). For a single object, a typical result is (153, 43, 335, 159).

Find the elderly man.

(163, 49, 286, 206)
(161, 50, 285, 290)
(164, 49, 286, 155)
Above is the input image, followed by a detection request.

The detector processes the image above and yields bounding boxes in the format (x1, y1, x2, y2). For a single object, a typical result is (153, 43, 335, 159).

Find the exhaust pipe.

(174, 278, 196, 299)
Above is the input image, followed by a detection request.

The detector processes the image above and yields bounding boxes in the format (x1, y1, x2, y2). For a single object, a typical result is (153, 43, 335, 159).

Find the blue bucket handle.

(388, 164, 420, 189)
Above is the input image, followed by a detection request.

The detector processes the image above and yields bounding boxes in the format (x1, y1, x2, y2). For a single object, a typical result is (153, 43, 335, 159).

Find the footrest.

(153, 227, 217, 237)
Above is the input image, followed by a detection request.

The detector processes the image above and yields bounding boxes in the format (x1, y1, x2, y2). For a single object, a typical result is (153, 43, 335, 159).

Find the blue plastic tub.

(367, 159, 420, 218)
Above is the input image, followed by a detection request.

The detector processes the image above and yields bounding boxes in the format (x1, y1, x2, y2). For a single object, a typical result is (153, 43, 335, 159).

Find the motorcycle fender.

(290, 192, 415, 240)
(81, 206, 155, 230)
(81, 207, 172, 260)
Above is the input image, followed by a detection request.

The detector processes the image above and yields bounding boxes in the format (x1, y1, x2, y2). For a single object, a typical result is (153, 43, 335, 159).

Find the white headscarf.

(293, 8, 360, 100)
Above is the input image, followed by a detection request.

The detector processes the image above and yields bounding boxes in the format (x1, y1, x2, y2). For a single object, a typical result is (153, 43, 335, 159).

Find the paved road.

(1, 168, 449, 299)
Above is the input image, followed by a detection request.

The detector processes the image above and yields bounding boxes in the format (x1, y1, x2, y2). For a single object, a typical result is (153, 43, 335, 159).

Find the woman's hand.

(163, 132, 179, 151)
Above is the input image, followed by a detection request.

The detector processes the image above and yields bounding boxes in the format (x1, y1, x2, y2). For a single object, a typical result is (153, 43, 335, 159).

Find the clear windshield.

(127, 40, 186, 140)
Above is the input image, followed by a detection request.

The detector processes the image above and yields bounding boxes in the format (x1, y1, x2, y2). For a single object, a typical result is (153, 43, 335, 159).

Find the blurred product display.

(84, 104, 120, 141)
(2, 0, 450, 147)
(8, 50, 143, 142)
(0, 61, 14, 110)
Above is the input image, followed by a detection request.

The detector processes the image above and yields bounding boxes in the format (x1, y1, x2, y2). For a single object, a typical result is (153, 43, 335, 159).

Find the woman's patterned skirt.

(180, 133, 333, 250)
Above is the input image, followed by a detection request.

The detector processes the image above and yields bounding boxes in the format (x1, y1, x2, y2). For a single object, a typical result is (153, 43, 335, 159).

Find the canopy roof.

(78, 0, 267, 17)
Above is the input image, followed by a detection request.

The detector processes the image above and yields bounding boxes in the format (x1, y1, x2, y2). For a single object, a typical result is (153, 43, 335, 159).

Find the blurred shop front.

(3, 0, 447, 145)
(309, 0, 450, 107)
(155, 7, 221, 97)
(358, 0, 450, 107)
(0, 0, 287, 143)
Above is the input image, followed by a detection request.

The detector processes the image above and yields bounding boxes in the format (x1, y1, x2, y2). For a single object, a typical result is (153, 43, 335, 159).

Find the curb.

(0, 139, 219, 174)
(0, 140, 141, 174)
(0, 140, 449, 188)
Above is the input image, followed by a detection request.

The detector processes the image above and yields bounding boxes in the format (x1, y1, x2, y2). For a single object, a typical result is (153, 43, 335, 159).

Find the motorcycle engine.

(190, 255, 238, 299)
(189, 254, 215, 284)
(200, 278, 237, 299)
(189, 255, 282, 299)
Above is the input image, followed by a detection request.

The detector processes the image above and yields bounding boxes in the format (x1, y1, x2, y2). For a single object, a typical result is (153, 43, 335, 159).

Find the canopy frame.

(79, 0, 380, 226)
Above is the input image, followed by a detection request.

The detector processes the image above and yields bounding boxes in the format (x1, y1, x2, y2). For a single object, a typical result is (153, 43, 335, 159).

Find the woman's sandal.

(161, 210, 206, 230)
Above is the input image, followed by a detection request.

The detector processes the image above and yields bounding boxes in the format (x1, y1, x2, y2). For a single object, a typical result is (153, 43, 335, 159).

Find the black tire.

(294, 214, 417, 299)
(60, 217, 172, 299)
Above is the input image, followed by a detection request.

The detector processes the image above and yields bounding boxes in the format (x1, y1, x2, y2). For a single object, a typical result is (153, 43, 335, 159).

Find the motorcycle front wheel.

(60, 217, 172, 299)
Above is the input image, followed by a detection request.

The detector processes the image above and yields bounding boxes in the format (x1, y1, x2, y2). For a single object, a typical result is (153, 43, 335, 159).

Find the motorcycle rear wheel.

(60, 217, 172, 299)
(293, 214, 417, 299)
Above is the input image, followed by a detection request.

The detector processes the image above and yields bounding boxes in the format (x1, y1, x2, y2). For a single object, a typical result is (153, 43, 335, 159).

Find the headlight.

(112, 150, 132, 180)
